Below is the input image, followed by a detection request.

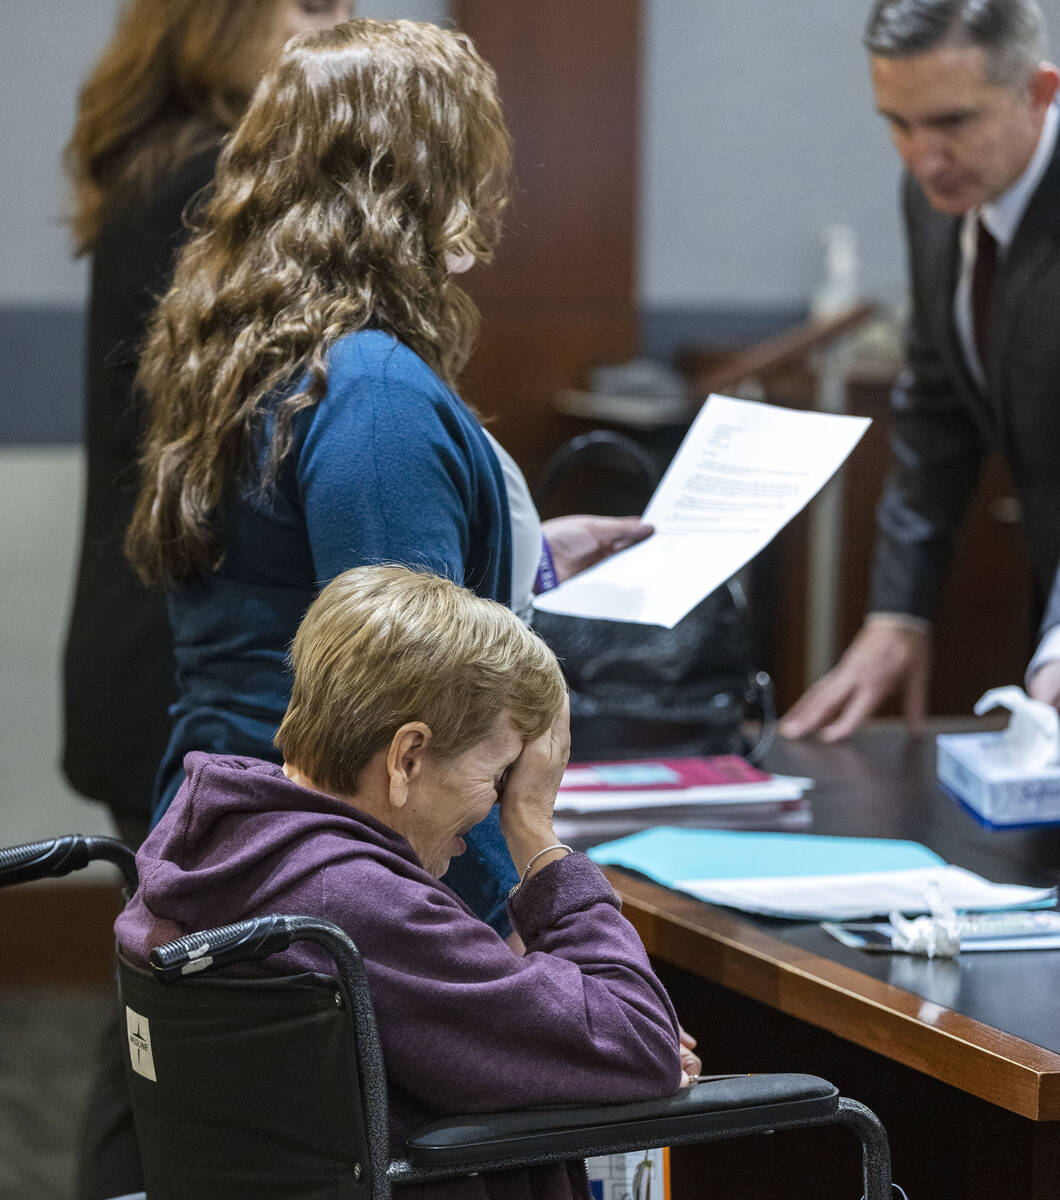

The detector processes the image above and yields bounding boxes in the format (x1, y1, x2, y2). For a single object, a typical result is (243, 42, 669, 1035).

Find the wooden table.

(586, 721, 1060, 1199)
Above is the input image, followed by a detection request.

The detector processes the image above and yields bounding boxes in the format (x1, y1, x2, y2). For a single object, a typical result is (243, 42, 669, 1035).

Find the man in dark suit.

(782, 0, 1060, 739)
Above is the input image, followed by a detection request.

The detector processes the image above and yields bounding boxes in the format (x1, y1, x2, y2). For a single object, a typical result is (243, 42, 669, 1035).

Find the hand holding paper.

(533, 394, 870, 628)
(540, 515, 653, 582)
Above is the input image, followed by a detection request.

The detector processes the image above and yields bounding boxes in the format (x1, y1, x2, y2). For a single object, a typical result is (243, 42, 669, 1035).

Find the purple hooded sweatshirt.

(116, 753, 683, 1200)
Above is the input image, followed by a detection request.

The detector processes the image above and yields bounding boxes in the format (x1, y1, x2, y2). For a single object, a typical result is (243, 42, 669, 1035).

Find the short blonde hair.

(276, 567, 567, 795)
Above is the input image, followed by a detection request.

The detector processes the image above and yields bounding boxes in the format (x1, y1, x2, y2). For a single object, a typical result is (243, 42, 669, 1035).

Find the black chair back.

(119, 957, 372, 1199)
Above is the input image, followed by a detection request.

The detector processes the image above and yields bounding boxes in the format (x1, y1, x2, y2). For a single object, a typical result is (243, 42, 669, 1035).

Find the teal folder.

(586, 826, 944, 885)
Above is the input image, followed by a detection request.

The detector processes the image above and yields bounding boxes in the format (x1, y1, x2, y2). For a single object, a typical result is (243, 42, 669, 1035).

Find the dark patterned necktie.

(971, 218, 997, 367)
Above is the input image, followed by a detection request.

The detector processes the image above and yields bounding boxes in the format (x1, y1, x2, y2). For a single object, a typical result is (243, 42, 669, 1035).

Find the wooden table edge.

(606, 868, 1060, 1121)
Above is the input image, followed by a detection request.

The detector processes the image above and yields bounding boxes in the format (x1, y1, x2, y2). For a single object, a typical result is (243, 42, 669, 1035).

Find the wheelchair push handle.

(0, 833, 137, 893)
(152, 913, 366, 988)
(0, 836, 85, 884)
(151, 914, 296, 983)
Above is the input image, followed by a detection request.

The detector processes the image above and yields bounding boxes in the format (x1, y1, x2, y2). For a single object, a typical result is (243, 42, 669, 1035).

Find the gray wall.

(1, 1, 112, 307)
(641, 0, 900, 307)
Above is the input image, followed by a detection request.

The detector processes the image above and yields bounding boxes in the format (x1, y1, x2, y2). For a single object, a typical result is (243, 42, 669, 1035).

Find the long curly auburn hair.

(66, 0, 287, 254)
(126, 19, 512, 588)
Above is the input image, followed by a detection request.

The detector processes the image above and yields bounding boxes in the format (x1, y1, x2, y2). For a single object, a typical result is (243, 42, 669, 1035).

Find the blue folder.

(586, 826, 944, 886)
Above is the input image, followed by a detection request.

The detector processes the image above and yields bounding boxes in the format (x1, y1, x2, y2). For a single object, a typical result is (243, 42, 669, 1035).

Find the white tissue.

(888, 883, 961, 959)
(973, 686, 1060, 771)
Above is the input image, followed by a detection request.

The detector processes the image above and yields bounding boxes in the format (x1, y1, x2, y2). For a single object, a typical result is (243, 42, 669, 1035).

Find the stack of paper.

(586, 826, 1057, 920)
(553, 756, 813, 843)
(558, 755, 811, 812)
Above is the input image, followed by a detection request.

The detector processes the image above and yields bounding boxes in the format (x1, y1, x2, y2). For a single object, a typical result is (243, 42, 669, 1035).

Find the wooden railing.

(679, 301, 877, 398)
(552, 301, 878, 430)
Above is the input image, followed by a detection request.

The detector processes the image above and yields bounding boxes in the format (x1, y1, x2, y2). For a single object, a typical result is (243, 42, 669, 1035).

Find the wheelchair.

(1, 834, 894, 1199)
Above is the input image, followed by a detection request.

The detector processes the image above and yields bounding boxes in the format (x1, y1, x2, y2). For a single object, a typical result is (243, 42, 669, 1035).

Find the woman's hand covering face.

(496, 696, 571, 870)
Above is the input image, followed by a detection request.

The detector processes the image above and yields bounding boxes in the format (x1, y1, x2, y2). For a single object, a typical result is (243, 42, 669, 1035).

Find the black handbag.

(531, 431, 775, 764)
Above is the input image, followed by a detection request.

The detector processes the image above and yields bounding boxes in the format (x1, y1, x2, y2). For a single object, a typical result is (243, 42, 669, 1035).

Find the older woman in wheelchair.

(4, 574, 892, 1198)
(115, 565, 696, 1199)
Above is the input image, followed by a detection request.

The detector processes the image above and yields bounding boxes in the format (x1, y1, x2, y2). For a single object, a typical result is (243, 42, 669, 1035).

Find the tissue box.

(936, 732, 1060, 829)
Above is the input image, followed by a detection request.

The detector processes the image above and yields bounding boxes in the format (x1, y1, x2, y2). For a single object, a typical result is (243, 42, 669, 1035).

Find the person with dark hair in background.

(63, 7, 354, 1196)
(63, 0, 353, 853)
(782, 0, 1060, 741)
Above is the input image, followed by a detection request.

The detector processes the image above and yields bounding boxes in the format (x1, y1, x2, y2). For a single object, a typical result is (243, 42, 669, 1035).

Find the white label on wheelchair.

(126, 1006, 157, 1082)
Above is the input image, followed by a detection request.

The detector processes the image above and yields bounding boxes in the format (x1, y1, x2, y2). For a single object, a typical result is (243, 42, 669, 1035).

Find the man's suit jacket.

(870, 132, 1060, 630)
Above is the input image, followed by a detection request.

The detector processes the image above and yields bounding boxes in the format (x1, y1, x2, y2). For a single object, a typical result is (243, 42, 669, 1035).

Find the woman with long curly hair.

(63, 0, 352, 855)
(126, 17, 650, 934)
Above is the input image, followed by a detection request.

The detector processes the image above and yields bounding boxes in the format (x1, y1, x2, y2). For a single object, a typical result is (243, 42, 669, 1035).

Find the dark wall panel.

(0, 307, 83, 444)
(455, 0, 641, 483)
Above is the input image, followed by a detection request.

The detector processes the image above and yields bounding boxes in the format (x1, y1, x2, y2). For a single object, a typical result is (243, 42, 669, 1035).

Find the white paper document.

(674, 865, 1056, 922)
(554, 774, 813, 813)
(532, 394, 871, 628)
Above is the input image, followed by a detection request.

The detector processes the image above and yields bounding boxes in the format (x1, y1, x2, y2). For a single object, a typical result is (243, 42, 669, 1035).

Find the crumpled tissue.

(889, 882, 961, 959)
(973, 685, 1060, 770)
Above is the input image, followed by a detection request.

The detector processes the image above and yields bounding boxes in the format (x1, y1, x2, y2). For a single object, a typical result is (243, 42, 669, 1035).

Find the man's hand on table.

(779, 621, 931, 742)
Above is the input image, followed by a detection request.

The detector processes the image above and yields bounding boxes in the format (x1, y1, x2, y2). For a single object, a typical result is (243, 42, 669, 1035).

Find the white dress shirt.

(953, 102, 1059, 390)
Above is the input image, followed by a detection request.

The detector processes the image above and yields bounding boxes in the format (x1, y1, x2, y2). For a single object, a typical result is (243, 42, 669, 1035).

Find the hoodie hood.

(116, 751, 426, 967)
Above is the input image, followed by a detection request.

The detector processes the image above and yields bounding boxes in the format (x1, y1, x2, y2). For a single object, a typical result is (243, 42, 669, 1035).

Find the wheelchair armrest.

(0, 834, 137, 893)
(404, 1073, 839, 1168)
